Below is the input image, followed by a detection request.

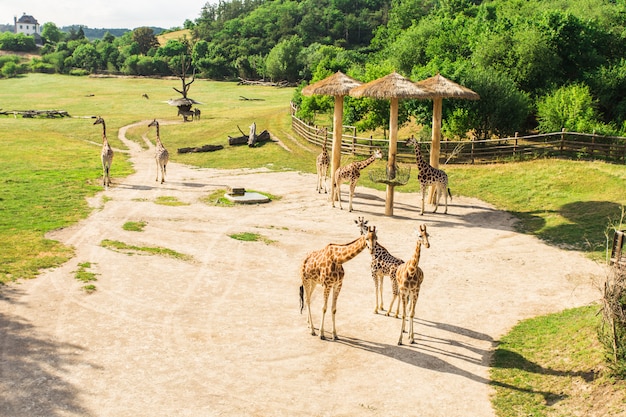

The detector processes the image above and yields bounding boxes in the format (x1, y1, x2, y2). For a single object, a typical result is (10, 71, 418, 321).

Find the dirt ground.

(0, 121, 607, 416)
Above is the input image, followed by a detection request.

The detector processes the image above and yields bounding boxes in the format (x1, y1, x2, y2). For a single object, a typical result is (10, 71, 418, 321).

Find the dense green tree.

(41, 22, 63, 44)
(265, 35, 304, 82)
(132, 27, 159, 55)
(536, 83, 605, 133)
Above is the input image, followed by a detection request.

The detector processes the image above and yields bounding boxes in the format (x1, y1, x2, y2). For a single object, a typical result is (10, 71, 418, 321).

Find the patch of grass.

(228, 232, 275, 244)
(490, 305, 626, 416)
(122, 221, 147, 232)
(74, 261, 98, 292)
(100, 239, 193, 261)
(154, 196, 189, 206)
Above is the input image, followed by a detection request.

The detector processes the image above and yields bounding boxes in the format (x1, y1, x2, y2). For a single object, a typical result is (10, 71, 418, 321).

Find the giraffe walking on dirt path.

(333, 149, 383, 212)
(148, 119, 169, 184)
(406, 137, 451, 215)
(396, 224, 430, 345)
(94, 116, 113, 188)
(299, 226, 377, 340)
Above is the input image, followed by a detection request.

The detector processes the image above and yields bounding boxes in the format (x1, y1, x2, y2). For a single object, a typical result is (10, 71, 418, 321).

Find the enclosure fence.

(290, 102, 626, 165)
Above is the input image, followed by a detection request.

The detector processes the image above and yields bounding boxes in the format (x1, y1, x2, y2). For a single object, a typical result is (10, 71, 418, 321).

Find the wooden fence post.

(560, 128, 566, 155)
(514, 132, 518, 157)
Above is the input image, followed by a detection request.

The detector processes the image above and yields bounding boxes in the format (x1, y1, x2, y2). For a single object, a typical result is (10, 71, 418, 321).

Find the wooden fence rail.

(291, 103, 626, 164)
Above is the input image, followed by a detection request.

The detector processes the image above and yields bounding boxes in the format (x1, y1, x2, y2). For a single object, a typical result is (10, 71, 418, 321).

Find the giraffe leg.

(372, 270, 379, 314)
(156, 160, 160, 182)
(444, 184, 449, 214)
(330, 281, 343, 341)
(304, 283, 316, 336)
(408, 293, 418, 344)
(348, 182, 356, 212)
(335, 182, 343, 209)
(319, 285, 332, 340)
(420, 185, 426, 215)
(162, 164, 166, 183)
(398, 292, 407, 345)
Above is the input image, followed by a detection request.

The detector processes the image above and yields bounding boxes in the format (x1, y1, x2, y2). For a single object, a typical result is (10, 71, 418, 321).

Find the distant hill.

(60, 25, 167, 40)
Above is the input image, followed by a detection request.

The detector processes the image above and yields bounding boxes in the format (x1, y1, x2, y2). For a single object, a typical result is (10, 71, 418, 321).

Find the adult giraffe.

(93, 116, 113, 187)
(396, 224, 430, 345)
(406, 137, 451, 215)
(333, 149, 383, 212)
(148, 119, 169, 184)
(315, 128, 330, 193)
(355, 217, 404, 315)
(299, 226, 377, 340)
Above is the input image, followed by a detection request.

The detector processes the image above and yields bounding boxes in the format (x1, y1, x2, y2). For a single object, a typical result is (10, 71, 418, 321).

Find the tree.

(265, 35, 304, 82)
(132, 27, 159, 55)
(536, 83, 603, 133)
(41, 22, 63, 44)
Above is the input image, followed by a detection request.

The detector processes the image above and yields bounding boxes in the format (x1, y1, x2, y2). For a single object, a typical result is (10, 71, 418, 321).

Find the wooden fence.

(291, 103, 626, 164)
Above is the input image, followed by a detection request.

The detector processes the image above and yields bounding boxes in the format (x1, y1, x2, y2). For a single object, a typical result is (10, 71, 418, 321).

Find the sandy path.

(0, 121, 605, 416)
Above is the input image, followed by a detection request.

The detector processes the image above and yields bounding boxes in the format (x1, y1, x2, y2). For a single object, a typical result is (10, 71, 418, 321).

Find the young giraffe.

(315, 128, 330, 193)
(396, 224, 430, 345)
(355, 217, 404, 315)
(148, 119, 169, 184)
(93, 116, 113, 187)
(406, 137, 451, 215)
(299, 226, 377, 340)
(333, 149, 383, 212)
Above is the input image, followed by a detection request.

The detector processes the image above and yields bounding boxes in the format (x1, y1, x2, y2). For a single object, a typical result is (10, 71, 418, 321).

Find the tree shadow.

(0, 287, 94, 417)
(335, 317, 583, 408)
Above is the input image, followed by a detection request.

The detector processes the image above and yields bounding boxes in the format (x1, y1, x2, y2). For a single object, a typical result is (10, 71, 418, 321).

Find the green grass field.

(1, 73, 625, 415)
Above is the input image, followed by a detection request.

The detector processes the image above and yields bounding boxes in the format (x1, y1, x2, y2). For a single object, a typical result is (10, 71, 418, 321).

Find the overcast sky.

(2, 0, 215, 29)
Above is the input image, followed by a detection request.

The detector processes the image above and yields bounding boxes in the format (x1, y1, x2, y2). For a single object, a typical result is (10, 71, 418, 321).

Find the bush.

(599, 262, 626, 378)
(69, 69, 89, 76)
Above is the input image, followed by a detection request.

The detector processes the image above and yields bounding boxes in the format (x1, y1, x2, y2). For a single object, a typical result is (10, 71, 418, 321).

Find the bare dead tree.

(172, 53, 195, 100)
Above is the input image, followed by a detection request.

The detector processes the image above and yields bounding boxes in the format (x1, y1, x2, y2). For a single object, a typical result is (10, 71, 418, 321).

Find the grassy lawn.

(1, 73, 625, 415)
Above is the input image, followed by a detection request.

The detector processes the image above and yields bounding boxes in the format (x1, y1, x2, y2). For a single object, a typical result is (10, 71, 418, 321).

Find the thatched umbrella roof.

(166, 98, 203, 107)
(301, 71, 363, 203)
(415, 73, 480, 100)
(349, 71, 433, 100)
(349, 72, 433, 216)
(414, 73, 479, 205)
(301, 71, 362, 96)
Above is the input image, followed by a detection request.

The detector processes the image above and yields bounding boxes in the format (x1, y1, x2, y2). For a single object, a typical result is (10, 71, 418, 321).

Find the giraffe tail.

(448, 188, 452, 201)
(299, 285, 304, 314)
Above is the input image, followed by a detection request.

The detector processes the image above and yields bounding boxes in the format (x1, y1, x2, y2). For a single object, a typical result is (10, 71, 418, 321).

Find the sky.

(2, 0, 215, 30)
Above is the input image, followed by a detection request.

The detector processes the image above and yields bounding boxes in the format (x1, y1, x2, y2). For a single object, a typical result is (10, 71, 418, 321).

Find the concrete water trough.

(223, 187, 270, 204)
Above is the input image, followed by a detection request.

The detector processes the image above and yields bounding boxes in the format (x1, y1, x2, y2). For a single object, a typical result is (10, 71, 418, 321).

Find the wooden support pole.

(428, 97, 443, 204)
(385, 97, 399, 216)
(330, 96, 344, 204)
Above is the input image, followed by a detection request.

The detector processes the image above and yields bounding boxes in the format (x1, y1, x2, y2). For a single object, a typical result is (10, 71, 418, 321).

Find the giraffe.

(93, 116, 113, 187)
(193, 108, 201, 120)
(315, 128, 329, 193)
(406, 137, 451, 215)
(148, 119, 169, 184)
(355, 217, 404, 315)
(299, 226, 377, 340)
(396, 224, 430, 345)
(333, 149, 383, 212)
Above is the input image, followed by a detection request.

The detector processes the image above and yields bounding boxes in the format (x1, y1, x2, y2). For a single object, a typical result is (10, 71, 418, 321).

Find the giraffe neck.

(101, 121, 107, 141)
(355, 153, 377, 170)
(330, 235, 368, 263)
(407, 241, 423, 270)
(414, 145, 430, 172)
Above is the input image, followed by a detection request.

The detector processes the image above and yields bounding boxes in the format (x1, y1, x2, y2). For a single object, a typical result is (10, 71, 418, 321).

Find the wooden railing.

(291, 102, 626, 164)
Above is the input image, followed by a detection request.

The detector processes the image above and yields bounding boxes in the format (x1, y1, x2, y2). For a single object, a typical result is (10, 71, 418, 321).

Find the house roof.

(16, 14, 39, 25)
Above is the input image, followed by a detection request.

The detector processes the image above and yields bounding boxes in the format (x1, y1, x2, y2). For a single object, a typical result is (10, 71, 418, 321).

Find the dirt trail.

(0, 121, 605, 416)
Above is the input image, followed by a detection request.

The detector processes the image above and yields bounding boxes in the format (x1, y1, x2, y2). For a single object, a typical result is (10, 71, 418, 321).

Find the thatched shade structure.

(415, 74, 479, 169)
(302, 71, 363, 202)
(349, 72, 433, 216)
(415, 74, 479, 204)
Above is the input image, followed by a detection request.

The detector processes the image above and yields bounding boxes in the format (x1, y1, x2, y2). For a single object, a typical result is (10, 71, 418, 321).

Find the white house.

(14, 13, 41, 36)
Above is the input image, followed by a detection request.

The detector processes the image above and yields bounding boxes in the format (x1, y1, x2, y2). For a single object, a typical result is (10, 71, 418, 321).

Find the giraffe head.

(365, 225, 377, 254)
(372, 148, 383, 160)
(148, 119, 159, 128)
(93, 116, 105, 126)
(354, 217, 368, 235)
(405, 136, 419, 148)
(417, 224, 430, 249)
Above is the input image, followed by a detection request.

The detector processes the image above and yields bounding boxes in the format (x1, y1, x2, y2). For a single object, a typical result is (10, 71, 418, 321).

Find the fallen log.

(177, 144, 224, 154)
(228, 129, 271, 146)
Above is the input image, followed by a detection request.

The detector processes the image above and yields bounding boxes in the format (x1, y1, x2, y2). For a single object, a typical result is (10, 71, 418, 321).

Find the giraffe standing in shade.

(333, 149, 383, 212)
(396, 224, 430, 345)
(406, 137, 451, 215)
(299, 226, 377, 340)
(355, 217, 404, 315)
(148, 119, 169, 184)
(93, 116, 113, 187)
(315, 128, 330, 193)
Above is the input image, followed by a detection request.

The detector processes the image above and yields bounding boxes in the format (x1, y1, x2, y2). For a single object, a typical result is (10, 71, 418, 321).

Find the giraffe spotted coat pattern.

(406, 137, 451, 215)
(396, 224, 430, 345)
(355, 217, 404, 316)
(299, 226, 377, 340)
(333, 149, 383, 212)
(315, 128, 330, 193)
(93, 116, 113, 188)
(148, 119, 169, 184)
